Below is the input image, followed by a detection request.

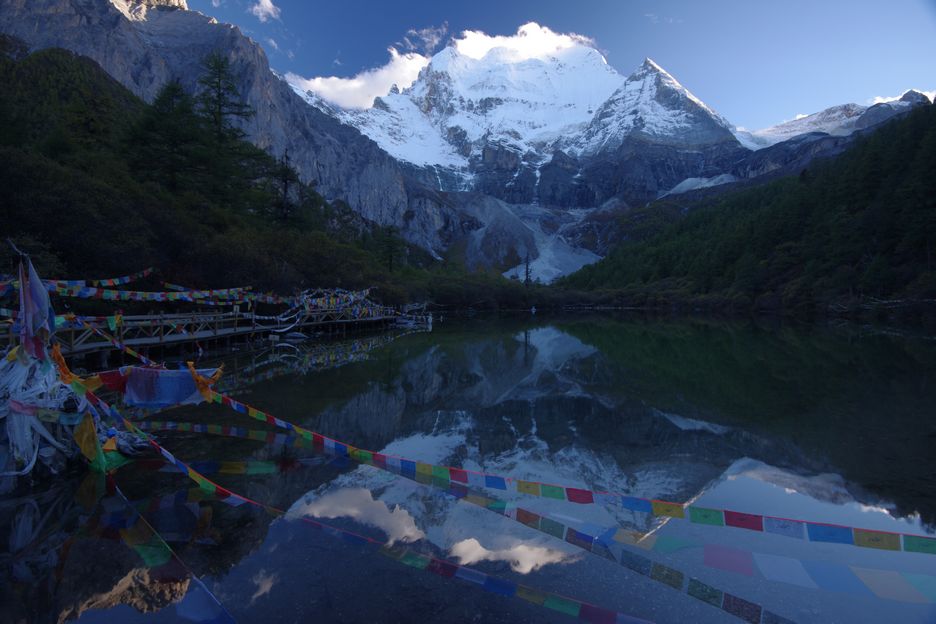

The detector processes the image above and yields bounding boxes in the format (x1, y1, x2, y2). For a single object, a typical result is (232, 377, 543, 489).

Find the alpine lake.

(3, 314, 936, 624)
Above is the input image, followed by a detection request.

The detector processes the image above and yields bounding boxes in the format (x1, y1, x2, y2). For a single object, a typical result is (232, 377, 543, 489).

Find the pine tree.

(127, 80, 201, 190)
(196, 52, 253, 145)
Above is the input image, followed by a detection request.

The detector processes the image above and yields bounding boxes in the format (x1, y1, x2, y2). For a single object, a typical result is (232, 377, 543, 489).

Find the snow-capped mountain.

(570, 58, 736, 155)
(292, 46, 744, 203)
(735, 90, 932, 148)
(4, 3, 932, 282)
(293, 37, 629, 189)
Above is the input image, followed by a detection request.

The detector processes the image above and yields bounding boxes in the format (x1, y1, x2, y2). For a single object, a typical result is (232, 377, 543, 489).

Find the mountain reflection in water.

(2, 316, 935, 624)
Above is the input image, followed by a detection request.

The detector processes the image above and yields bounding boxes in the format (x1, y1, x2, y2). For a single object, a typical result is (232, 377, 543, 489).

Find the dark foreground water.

(2, 315, 936, 624)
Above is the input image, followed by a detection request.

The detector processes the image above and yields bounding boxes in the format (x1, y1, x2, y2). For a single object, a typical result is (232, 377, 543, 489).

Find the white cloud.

(793, 113, 809, 120)
(266, 38, 279, 52)
(449, 538, 576, 574)
(401, 23, 449, 55)
(249, 0, 280, 23)
(211, 0, 221, 7)
(250, 569, 277, 604)
(454, 22, 594, 62)
(288, 488, 425, 544)
(287, 22, 605, 110)
(285, 48, 429, 110)
(869, 89, 935, 104)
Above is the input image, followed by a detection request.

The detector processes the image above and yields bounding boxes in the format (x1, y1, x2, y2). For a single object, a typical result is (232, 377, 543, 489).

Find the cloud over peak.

(286, 48, 428, 110)
(286, 21, 603, 111)
(249, 0, 280, 23)
(454, 22, 595, 62)
(870, 89, 935, 105)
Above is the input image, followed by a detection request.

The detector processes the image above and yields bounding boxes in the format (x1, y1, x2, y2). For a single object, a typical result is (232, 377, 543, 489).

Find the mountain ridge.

(3, 3, 932, 282)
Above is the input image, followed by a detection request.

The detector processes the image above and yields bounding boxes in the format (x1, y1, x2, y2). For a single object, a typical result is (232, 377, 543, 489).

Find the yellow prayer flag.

(73, 413, 101, 463)
(651, 500, 686, 519)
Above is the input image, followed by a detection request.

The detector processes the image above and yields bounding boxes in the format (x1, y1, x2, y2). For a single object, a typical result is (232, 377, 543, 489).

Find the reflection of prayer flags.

(763, 517, 805, 539)
(652, 536, 696, 554)
(516, 480, 539, 495)
(431, 465, 449, 481)
(753, 553, 818, 588)
(903, 535, 936, 555)
(851, 567, 930, 603)
(427, 558, 458, 578)
(566, 528, 594, 551)
(724, 511, 763, 531)
(688, 578, 723, 607)
(579, 603, 617, 624)
(801, 561, 872, 595)
(416, 462, 433, 476)
(618, 549, 652, 576)
(516, 585, 547, 605)
(483, 576, 516, 596)
(566, 488, 594, 504)
(454, 566, 486, 585)
(400, 460, 416, 478)
(902, 573, 936, 602)
(853, 529, 900, 551)
(688, 506, 724, 526)
(484, 475, 507, 490)
(400, 551, 430, 569)
(722, 593, 762, 624)
(806, 523, 853, 545)
(652, 500, 685, 518)
(449, 468, 468, 483)
(539, 517, 566, 540)
(704, 544, 754, 576)
(517, 509, 540, 528)
(621, 497, 653, 513)
(486, 500, 507, 515)
(540, 484, 566, 500)
(543, 595, 581, 617)
(650, 563, 684, 589)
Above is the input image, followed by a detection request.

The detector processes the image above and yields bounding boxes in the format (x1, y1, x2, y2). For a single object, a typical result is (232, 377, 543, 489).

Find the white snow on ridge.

(747, 103, 867, 147)
(344, 94, 470, 169)
(569, 58, 734, 156)
(289, 25, 626, 170)
(661, 173, 737, 197)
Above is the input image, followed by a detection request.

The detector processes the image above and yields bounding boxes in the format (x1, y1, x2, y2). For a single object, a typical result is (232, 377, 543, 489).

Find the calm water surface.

(2, 315, 936, 624)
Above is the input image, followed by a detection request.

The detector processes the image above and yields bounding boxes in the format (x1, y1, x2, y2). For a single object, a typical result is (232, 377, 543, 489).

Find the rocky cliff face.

(0, 0, 418, 231)
(3, 2, 931, 281)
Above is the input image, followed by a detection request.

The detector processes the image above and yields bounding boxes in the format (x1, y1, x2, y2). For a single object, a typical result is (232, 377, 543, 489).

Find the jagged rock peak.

(900, 89, 931, 105)
(109, 0, 188, 21)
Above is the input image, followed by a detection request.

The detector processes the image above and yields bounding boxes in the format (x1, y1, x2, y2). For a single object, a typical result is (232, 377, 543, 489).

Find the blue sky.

(187, 0, 936, 129)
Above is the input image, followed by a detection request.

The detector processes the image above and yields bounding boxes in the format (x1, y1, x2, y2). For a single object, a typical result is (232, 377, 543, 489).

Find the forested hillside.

(0, 38, 536, 308)
(563, 103, 936, 313)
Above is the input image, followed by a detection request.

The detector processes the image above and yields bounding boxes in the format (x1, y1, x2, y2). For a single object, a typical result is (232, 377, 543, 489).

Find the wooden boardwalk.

(2, 308, 422, 358)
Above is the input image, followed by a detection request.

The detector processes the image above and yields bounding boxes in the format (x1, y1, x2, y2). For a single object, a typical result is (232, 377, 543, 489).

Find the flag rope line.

(57, 367, 652, 624)
(140, 418, 803, 622)
(79, 320, 936, 559)
(110, 480, 236, 624)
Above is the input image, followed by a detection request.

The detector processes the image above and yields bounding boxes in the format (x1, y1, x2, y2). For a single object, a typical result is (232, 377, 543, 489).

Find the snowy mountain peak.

(571, 57, 736, 155)
(328, 34, 626, 173)
(109, 0, 187, 20)
(900, 89, 931, 105)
